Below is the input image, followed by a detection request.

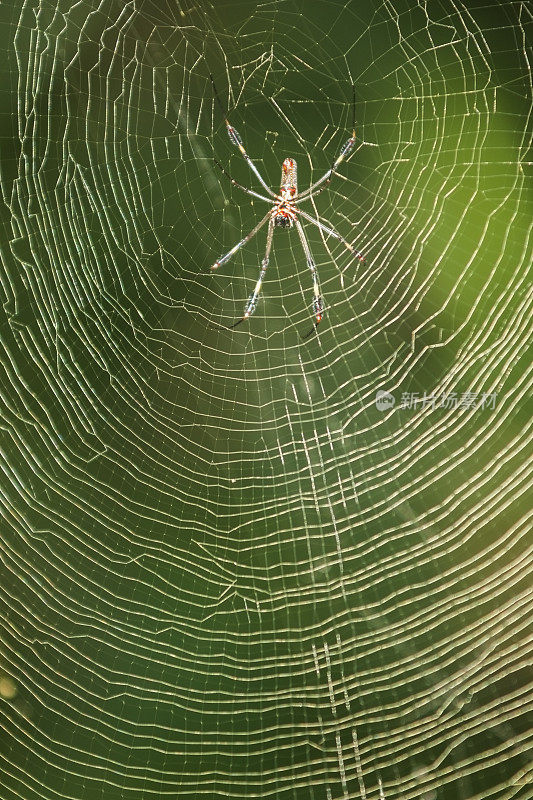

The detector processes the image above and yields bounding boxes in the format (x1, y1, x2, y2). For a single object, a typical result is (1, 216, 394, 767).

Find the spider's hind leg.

(212, 211, 271, 271)
(294, 220, 324, 338)
(297, 208, 365, 265)
(229, 218, 275, 329)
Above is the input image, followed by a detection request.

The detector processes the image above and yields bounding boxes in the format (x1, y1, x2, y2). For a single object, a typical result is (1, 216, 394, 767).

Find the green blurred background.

(0, 1, 531, 799)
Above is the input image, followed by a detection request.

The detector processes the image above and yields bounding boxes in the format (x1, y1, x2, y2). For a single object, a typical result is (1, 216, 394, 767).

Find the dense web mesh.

(0, 1, 531, 799)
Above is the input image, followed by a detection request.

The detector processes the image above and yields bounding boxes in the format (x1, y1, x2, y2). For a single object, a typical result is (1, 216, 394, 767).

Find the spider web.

(0, 1, 531, 799)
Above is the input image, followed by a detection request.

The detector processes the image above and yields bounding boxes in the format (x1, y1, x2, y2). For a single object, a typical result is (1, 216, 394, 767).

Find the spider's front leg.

(295, 134, 356, 202)
(210, 74, 277, 199)
(295, 84, 358, 202)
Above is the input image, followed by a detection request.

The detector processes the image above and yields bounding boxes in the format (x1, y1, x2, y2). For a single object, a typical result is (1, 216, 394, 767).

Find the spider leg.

(214, 159, 272, 205)
(295, 85, 357, 203)
(294, 220, 324, 339)
(230, 217, 275, 328)
(297, 207, 366, 264)
(210, 74, 277, 199)
(293, 136, 354, 202)
(212, 210, 271, 270)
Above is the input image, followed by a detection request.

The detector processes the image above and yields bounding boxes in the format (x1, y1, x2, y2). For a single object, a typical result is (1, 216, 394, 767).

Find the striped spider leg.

(229, 218, 275, 328)
(210, 76, 365, 334)
(296, 207, 366, 264)
(212, 208, 272, 272)
(294, 219, 324, 340)
(294, 84, 358, 203)
(210, 74, 277, 201)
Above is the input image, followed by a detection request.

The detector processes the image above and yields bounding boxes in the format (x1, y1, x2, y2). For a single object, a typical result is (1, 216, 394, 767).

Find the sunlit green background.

(0, 1, 530, 799)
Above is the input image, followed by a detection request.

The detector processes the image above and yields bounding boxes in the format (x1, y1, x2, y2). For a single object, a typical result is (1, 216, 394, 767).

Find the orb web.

(0, 1, 531, 799)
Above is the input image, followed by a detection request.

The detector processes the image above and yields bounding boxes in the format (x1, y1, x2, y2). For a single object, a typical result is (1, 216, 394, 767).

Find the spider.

(210, 76, 365, 338)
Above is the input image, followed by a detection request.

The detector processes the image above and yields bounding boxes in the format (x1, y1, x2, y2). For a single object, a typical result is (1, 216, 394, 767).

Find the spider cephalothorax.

(210, 76, 365, 337)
